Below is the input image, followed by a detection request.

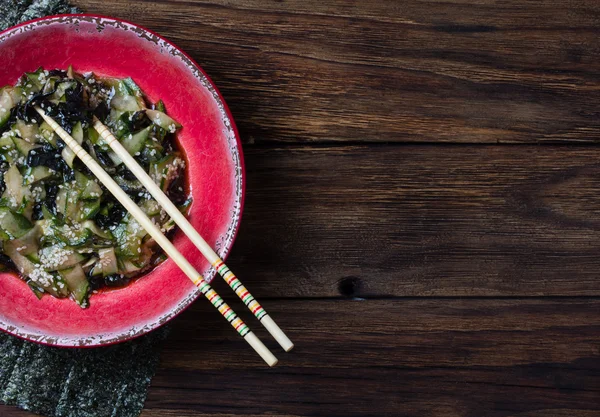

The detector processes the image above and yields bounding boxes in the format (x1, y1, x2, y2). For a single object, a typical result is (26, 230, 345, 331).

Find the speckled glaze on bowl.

(0, 15, 245, 346)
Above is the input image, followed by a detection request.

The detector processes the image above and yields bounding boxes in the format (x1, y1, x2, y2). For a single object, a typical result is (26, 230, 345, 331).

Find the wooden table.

(3, 1, 600, 416)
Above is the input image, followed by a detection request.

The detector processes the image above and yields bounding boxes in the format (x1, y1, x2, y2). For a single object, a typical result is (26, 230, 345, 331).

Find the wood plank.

(72, 0, 600, 144)
(220, 145, 600, 298)
(5, 134, 600, 407)
(0, 407, 34, 417)
(140, 298, 600, 417)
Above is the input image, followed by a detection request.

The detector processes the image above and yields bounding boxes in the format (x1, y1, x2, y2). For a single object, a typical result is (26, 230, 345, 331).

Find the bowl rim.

(0, 14, 246, 347)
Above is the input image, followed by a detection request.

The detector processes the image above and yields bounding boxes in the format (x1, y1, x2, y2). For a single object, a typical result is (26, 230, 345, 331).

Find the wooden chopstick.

(93, 118, 294, 352)
(35, 107, 278, 367)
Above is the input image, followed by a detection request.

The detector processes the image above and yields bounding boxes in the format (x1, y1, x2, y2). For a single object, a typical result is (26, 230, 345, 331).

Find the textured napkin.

(0, 0, 79, 30)
(1, 2, 169, 417)
(0, 329, 168, 416)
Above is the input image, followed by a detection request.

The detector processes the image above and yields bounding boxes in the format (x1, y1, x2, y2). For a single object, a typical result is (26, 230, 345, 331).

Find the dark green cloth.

(1, 5, 169, 417)
(0, 0, 79, 31)
(0, 329, 168, 417)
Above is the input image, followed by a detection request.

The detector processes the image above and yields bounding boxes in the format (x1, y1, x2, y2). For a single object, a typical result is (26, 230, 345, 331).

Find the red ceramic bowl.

(0, 15, 244, 346)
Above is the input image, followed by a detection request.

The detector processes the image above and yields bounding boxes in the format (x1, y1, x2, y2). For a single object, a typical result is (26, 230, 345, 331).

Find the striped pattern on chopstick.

(213, 260, 267, 321)
(93, 118, 294, 352)
(200, 279, 250, 336)
(35, 106, 276, 366)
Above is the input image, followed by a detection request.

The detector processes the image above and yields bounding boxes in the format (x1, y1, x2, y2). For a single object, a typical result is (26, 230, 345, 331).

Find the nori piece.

(0, 0, 80, 32)
(1, 5, 171, 417)
(0, 328, 169, 417)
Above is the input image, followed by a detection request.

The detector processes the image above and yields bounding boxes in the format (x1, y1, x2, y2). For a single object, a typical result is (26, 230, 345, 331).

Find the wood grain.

(3, 2, 600, 417)
(223, 145, 600, 298)
(139, 298, 600, 417)
(6, 298, 595, 417)
(72, 0, 600, 144)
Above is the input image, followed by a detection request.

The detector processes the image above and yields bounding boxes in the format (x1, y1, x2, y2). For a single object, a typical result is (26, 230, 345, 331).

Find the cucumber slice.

(0, 207, 32, 240)
(97, 247, 118, 276)
(121, 126, 150, 156)
(42, 76, 57, 94)
(140, 199, 161, 216)
(107, 150, 123, 166)
(75, 171, 103, 199)
(12, 137, 37, 156)
(123, 242, 152, 274)
(39, 245, 85, 271)
(81, 256, 97, 270)
(25, 68, 45, 90)
(82, 181, 103, 200)
(4, 239, 36, 275)
(106, 77, 146, 110)
(162, 218, 176, 234)
(150, 154, 185, 192)
(14, 120, 39, 144)
(113, 176, 143, 195)
(117, 239, 142, 260)
(41, 205, 55, 222)
(112, 95, 143, 112)
(125, 218, 148, 239)
(4, 236, 36, 275)
(27, 281, 45, 299)
(55, 188, 68, 216)
(58, 264, 89, 306)
(61, 147, 77, 168)
(155, 100, 166, 113)
(54, 275, 70, 298)
(65, 189, 81, 221)
(74, 171, 103, 200)
(0, 135, 15, 151)
(23, 166, 55, 185)
(60, 122, 84, 168)
(81, 220, 112, 240)
(141, 138, 164, 164)
(120, 260, 142, 274)
(2, 165, 28, 208)
(39, 122, 58, 147)
(122, 78, 142, 96)
(28, 273, 66, 298)
(52, 81, 77, 102)
(2, 164, 33, 219)
(112, 218, 144, 259)
(74, 170, 89, 189)
(146, 109, 181, 131)
(79, 199, 101, 221)
(72, 122, 84, 144)
(21, 71, 42, 98)
(0, 148, 19, 164)
(7, 223, 41, 257)
(120, 219, 147, 258)
(50, 223, 91, 247)
(0, 90, 13, 128)
(87, 127, 106, 149)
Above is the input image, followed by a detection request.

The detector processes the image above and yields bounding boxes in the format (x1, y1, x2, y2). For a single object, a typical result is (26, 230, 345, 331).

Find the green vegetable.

(95, 248, 118, 276)
(0, 67, 187, 307)
(121, 126, 150, 156)
(59, 264, 89, 306)
(146, 109, 181, 131)
(0, 207, 32, 239)
(0, 88, 16, 128)
(24, 166, 55, 185)
(61, 122, 84, 168)
(12, 137, 37, 156)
